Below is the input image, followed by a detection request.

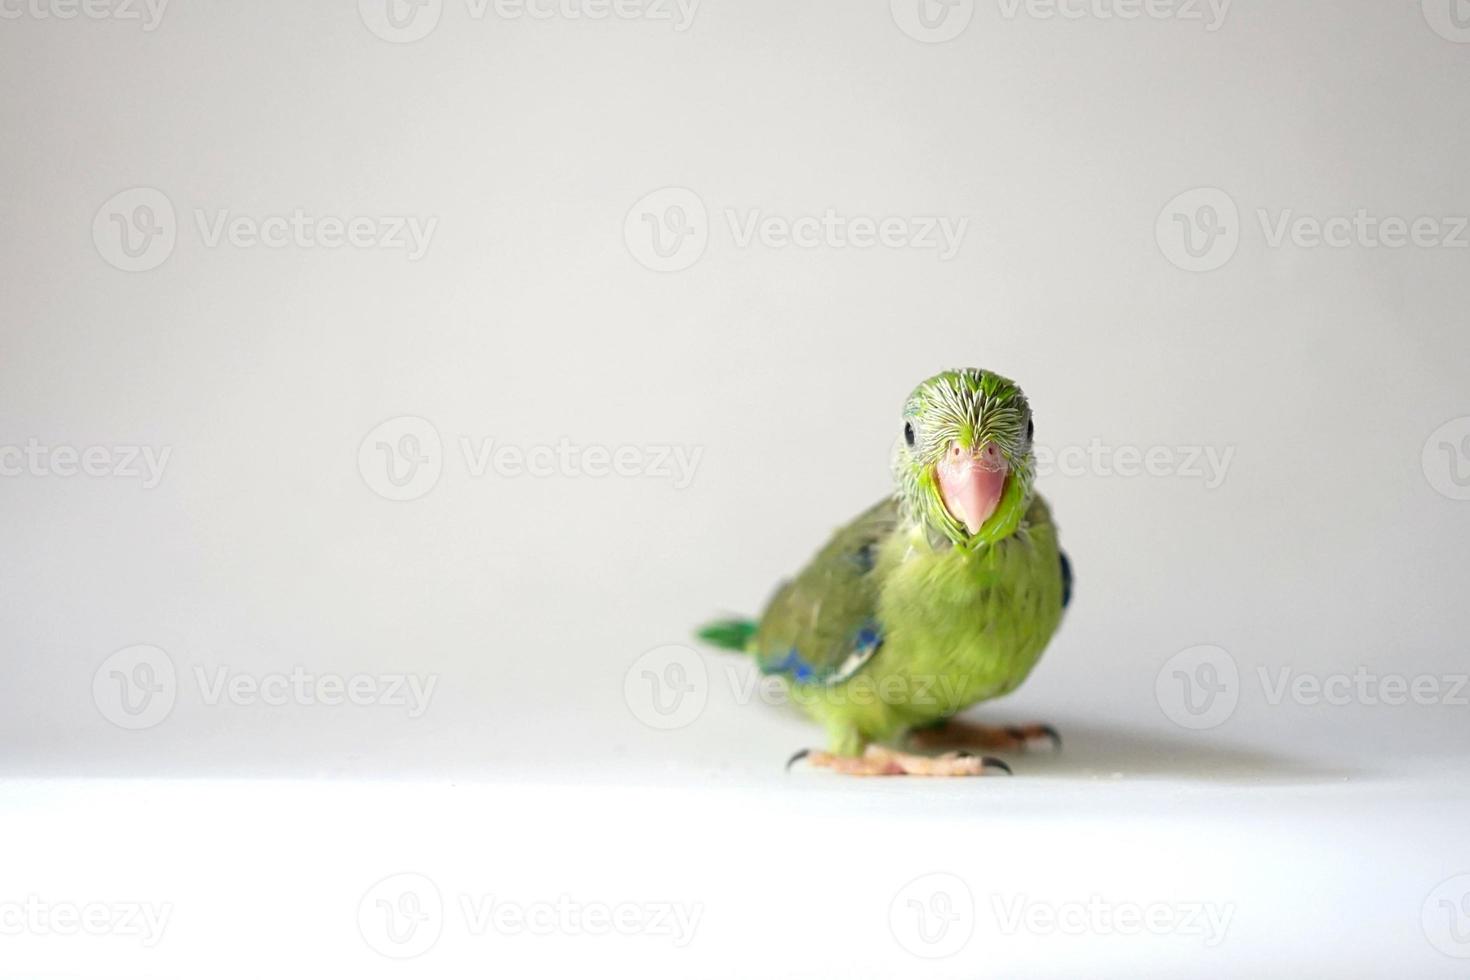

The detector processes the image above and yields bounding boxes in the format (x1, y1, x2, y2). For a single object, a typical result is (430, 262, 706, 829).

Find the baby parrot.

(698, 368, 1071, 776)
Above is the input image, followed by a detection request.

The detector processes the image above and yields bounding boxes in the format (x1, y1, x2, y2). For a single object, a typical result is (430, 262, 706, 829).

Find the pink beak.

(936, 441, 1008, 535)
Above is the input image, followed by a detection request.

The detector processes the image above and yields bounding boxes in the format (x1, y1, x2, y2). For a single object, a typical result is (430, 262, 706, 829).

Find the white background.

(2, 0, 1469, 976)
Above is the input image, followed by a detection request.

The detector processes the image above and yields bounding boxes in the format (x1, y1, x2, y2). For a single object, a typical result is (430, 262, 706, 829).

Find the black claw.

(955, 751, 1012, 776)
(1039, 725, 1062, 751)
(785, 748, 811, 772)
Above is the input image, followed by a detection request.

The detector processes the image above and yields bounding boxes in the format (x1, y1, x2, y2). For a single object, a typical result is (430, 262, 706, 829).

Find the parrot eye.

(903, 422, 916, 448)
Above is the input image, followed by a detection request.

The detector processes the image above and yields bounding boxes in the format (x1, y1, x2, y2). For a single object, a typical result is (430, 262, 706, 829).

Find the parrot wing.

(753, 497, 900, 686)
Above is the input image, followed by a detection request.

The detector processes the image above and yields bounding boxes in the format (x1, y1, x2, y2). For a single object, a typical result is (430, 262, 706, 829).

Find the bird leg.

(905, 718, 1061, 753)
(787, 744, 1012, 777)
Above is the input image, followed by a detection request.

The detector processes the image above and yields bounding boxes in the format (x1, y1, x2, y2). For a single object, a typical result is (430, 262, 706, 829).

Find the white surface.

(3, 0, 1470, 976)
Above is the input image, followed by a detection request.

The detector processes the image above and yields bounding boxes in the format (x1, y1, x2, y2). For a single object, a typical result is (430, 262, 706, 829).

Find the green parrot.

(698, 368, 1071, 776)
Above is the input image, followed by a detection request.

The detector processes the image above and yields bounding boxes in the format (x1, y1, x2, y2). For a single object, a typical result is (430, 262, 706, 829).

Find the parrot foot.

(788, 744, 1012, 777)
(906, 719, 1062, 753)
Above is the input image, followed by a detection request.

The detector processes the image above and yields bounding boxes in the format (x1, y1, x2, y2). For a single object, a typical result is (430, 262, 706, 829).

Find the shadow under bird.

(698, 368, 1072, 776)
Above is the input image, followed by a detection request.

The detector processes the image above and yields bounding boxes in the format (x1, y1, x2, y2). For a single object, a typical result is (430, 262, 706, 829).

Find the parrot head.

(893, 368, 1036, 549)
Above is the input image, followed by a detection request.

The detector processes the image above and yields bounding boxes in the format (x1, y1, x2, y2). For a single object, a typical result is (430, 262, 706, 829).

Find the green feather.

(696, 618, 757, 652)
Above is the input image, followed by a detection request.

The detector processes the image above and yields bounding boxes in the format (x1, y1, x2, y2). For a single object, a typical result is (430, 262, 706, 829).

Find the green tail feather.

(697, 618, 757, 653)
